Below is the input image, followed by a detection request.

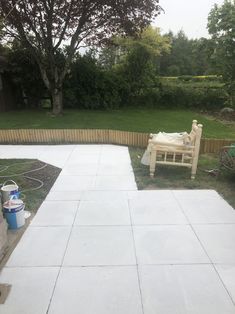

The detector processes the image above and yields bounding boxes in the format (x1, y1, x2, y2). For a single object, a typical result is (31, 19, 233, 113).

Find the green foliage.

(63, 53, 227, 110)
(99, 26, 170, 98)
(162, 75, 223, 83)
(159, 78, 225, 109)
(207, 0, 235, 106)
(0, 33, 228, 112)
(114, 26, 171, 58)
(0, 0, 162, 114)
(159, 31, 215, 76)
(7, 41, 46, 108)
(165, 65, 180, 76)
(159, 79, 228, 110)
(191, 75, 223, 82)
(63, 53, 127, 109)
(0, 109, 234, 139)
(177, 75, 193, 82)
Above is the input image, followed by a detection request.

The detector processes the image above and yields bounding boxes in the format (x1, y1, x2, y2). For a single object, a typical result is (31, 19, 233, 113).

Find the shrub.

(191, 75, 223, 82)
(63, 55, 227, 111)
(159, 82, 227, 110)
(128, 87, 161, 107)
(63, 54, 127, 109)
(177, 75, 193, 82)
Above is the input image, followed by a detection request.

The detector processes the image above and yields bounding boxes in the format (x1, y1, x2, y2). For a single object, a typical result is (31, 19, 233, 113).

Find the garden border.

(0, 129, 234, 153)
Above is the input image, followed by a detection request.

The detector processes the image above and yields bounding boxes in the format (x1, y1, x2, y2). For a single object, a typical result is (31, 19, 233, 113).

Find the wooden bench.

(147, 120, 203, 179)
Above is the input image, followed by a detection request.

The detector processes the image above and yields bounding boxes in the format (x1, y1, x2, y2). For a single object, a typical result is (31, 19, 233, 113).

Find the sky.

(154, 0, 224, 39)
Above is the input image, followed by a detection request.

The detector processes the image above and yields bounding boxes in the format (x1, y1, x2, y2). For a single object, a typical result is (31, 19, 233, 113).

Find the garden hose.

(0, 160, 47, 192)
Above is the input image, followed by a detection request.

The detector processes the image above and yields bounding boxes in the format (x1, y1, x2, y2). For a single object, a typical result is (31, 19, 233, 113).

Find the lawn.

(0, 109, 234, 139)
(129, 147, 235, 208)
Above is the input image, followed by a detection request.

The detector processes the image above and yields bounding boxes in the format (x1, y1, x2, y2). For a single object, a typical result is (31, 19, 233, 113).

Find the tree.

(191, 38, 215, 75)
(159, 30, 196, 76)
(0, 0, 162, 114)
(102, 26, 170, 95)
(6, 40, 46, 109)
(207, 0, 235, 106)
(122, 27, 170, 93)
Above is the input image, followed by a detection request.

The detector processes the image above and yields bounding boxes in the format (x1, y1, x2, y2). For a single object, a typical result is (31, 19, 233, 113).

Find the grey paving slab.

(129, 192, 188, 225)
(128, 190, 174, 200)
(46, 191, 83, 201)
(193, 224, 235, 263)
(51, 175, 95, 191)
(61, 163, 98, 175)
(72, 144, 102, 153)
(173, 190, 235, 224)
(0, 267, 59, 314)
(1, 145, 235, 314)
(215, 264, 235, 304)
(0, 145, 34, 158)
(93, 175, 137, 190)
(68, 153, 100, 164)
(97, 163, 133, 175)
(173, 189, 220, 199)
(102, 145, 128, 152)
(81, 190, 128, 201)
(99, 154, 131, 165)
(6, 226, 71, 267)
(138, 265, 235, 314)
(99, 150, 131, 164)
(48, 266, 143, 314)
(14, 145, 47, 159)
(39, 150, 73, 168)
(31, 201, 79, 226)
(75, 199, 130, 226)
(133, 225, 210, 264)
(63, 226, 136, 266)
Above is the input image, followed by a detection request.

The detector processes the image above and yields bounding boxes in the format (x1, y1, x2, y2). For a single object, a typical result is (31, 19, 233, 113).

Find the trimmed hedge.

(159, 83, 227, 109)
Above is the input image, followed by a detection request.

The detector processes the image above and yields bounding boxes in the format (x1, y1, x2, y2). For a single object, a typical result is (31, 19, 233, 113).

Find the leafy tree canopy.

(0, 0, 162, 114)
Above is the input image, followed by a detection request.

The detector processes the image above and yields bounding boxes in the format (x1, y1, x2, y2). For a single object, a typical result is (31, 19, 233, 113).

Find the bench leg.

(191, 156, 199, 179)
(149, 150, 157, 178)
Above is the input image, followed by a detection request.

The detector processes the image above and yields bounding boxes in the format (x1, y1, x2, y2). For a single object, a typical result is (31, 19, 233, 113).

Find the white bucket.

(1, 180, 19, 203)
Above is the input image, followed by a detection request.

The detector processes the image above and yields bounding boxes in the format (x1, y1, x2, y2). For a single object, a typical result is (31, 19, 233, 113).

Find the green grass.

(129, 147, 235, 208)
(0, 109, 234, 139)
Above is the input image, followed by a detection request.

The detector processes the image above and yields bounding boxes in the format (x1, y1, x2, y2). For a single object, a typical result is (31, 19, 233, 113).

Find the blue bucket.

(3, 199, 25, 229)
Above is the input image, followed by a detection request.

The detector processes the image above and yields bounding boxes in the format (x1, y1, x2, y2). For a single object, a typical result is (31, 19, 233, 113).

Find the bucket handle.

(2, 180, 18, 187)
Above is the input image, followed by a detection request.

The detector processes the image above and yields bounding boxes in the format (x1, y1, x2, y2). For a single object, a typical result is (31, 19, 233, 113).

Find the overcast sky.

(154, 0, 224, 39)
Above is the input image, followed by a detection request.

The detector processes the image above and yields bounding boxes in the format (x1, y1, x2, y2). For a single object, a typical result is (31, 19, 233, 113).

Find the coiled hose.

(0, 160, 47, 193)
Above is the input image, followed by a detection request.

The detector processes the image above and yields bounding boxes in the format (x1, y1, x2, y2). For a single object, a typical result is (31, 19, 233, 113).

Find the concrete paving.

(0, 145, 235, 313)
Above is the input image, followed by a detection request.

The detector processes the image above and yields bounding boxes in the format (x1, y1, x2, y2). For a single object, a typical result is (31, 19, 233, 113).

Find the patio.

(0, 144, 235, 314)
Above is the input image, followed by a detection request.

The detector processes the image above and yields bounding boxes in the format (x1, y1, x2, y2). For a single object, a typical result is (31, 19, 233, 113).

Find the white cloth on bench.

(141, 132, 190, 166)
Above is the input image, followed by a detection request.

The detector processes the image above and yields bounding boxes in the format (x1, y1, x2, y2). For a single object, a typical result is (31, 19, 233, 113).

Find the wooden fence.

(0, 129, 234, 154)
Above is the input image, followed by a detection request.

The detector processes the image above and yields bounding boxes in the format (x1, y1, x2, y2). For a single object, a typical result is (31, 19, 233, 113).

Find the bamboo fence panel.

(0, 129, 234, 153)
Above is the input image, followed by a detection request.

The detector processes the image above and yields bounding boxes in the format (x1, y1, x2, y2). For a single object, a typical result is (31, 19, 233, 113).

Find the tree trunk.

(51, 88, 63, 115)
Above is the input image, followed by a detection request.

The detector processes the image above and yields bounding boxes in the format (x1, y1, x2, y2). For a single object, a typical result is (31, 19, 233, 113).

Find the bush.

(63, 54, 127, 109)
(177, 75, 193, 82)
(128, 87, 161, 107)
(191, 75, 223, 82)
(159, 82, 228, 110)
(63, 55, 227, 111)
